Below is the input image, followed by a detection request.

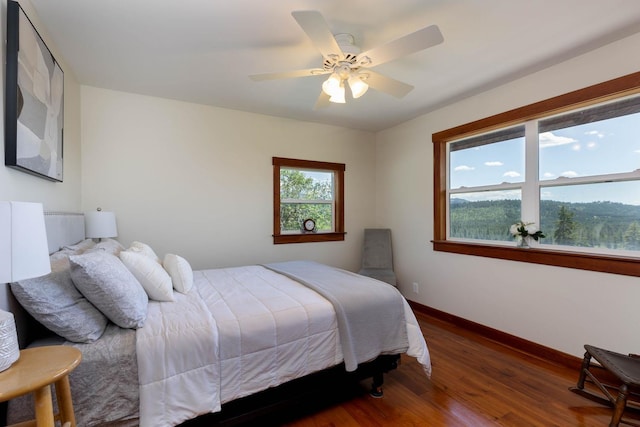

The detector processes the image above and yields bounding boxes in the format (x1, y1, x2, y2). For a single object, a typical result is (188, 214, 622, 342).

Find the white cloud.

(540, 190, 554, 199)
(484, 161, 503, 166)
(454, 165, 474, 171)
(454, 190, 520, 202)
(543, 172, 555, 178)
(539, 131, 577, 148)
(586, 141, 597, 149)
(503, 171, 520, 178)
(585, 130, 604, 138)
(572, 144, 581, 151)
(560, 171, 579, 178)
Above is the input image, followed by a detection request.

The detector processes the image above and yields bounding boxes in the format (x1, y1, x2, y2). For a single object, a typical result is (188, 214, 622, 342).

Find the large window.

(433, 71, 640, 277)
(273, 157, 345, 244)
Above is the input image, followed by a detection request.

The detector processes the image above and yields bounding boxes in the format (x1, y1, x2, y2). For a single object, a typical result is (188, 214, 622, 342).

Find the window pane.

(450, 127, 525, 189)
(280, 169, 333, 201)
(540, 181, 640, 251)
(450, 190, 522, 241)
(280, 203, 333, 233)
(539, 97, 640, 180)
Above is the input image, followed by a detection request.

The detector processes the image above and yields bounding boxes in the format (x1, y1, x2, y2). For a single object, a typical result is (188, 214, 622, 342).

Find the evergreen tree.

(554, 206, 576, 245)
(623, 221, 640, 250)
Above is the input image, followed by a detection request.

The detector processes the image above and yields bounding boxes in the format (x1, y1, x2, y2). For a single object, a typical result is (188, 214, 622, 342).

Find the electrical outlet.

(412, 282, 419, 294)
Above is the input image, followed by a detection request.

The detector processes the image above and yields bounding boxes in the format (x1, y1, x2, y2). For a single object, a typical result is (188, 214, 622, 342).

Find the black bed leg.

(368, 354, 400, 398)
(370, 372, 384, 398)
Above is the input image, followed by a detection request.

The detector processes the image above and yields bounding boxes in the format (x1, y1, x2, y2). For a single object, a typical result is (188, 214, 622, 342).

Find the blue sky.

(450, 112, 640, 205)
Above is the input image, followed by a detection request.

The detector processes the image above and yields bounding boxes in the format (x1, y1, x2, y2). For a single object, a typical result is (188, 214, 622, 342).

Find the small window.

(273, 157, 345, 244)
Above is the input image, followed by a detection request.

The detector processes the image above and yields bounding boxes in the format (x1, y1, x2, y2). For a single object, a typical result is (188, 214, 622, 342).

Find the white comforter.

(136, 265, 431, 427)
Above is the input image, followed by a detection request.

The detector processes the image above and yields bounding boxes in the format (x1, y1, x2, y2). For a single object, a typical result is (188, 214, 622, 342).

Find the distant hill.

(450, 198, 640, 250)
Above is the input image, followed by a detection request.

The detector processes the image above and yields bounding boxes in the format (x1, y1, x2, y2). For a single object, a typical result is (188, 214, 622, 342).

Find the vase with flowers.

(510, 221, 545, 248)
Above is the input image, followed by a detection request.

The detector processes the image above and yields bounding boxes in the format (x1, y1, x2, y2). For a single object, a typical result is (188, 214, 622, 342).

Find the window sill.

(273, 232, 346, 244)
(432, 240, 640, 277)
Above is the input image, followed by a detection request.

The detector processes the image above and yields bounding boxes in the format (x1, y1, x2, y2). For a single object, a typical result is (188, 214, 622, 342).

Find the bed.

(2, 212, 431, 427)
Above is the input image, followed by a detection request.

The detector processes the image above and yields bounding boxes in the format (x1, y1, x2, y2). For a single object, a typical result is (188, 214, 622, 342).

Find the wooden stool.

(570, 345, 640, 427)
(0, 345, 82, 427)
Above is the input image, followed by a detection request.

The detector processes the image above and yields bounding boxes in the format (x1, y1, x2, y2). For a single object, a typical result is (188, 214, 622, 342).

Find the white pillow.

(129, 241, 161, 263)
(120, 251, 174, 301)
(163, 254, 194, 294)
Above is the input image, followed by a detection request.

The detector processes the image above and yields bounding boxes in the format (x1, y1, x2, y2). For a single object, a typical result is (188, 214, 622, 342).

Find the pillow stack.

(119, 242, 174, 302)
(119, 241, 194, 299)
(11, 246, 108, 343)
(11, 238, 195, 344)
(11, 239, 122, 343)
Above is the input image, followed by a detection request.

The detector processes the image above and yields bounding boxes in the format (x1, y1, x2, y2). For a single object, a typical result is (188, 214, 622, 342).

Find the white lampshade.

(329, 83, 346, 104)
(348, 74, 369, 99)
(0, 201, 51, 283)
(85, 209, 118, 239)
(322, 73, 341, 97)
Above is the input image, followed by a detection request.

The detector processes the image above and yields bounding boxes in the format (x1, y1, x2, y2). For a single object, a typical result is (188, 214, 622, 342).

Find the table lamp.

(0, 201, 51, 371)
(85, 208, 118, 242)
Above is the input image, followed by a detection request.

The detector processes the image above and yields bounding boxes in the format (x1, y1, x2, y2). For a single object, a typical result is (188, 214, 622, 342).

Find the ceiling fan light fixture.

(348, 74, 369, 99)
(329, 83, 346, 103)
(250, 11, 445, 108)
(322, 73, 341, 97)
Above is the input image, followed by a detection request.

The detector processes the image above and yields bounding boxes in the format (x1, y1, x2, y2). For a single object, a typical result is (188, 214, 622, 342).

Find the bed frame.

(181, 354, 400, 426)
(1, 212, 400, 426)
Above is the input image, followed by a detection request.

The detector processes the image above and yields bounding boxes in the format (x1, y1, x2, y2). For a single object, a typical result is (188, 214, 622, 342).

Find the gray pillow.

(11, 252, 108, 343)
(69, 251, 148, 329)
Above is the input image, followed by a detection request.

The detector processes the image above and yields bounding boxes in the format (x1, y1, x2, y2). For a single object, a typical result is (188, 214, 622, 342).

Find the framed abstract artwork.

(5, 0, 64, 182)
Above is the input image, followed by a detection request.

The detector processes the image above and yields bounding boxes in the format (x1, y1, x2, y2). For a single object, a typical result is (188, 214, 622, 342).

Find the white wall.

(80, 86, 377, 271)
(0, 0, 81, 211)
(376, 32, 640, 357)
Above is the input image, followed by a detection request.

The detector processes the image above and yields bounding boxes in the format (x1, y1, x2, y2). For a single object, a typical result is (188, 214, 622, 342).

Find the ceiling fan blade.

(314, 91, 331, 109)
(357, 25, 443, 67)
(292, 10, 344, 60)
(364, 70, 414, 98)
(249, 68, 329, 81)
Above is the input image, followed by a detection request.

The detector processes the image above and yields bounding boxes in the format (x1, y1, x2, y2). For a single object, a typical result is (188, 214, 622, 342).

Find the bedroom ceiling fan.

(249, 10, 444, 108)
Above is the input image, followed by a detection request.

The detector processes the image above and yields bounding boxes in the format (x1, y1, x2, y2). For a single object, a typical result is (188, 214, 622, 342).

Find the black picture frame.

(5, 0, 64, 182)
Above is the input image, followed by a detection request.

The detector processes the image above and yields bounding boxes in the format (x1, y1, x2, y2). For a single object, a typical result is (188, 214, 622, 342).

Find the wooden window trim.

(432, 71, 640, 277)
(273, 157, 345, 244)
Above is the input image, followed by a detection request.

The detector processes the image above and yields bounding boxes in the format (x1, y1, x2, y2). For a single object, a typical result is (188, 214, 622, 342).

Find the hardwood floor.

(276, 312, 640, 427)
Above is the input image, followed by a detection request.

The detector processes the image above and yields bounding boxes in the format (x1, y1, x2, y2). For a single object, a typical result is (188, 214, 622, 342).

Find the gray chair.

(358, 228, 396, 287)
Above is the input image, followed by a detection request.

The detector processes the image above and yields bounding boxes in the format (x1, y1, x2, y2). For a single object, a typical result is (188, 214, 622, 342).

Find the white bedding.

(137, 264, 430, 427)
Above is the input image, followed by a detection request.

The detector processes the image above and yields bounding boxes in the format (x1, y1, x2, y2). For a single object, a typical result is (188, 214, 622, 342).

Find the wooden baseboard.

(407, 300, 584, 371)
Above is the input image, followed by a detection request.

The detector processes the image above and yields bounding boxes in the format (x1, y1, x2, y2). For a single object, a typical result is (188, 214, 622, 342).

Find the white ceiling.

(28, 0, 640, 132)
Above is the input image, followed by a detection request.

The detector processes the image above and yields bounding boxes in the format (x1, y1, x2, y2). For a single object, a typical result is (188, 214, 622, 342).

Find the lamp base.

(0, 310, 20, 372)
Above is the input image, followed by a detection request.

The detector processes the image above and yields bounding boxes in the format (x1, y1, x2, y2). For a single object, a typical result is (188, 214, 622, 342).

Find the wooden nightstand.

(0, 345, 82, 427)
